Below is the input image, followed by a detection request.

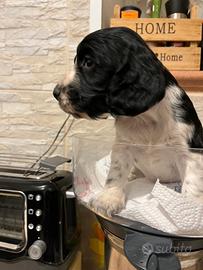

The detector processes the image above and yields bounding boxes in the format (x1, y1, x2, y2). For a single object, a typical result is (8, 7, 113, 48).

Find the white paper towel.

(74, 154, 203, 237)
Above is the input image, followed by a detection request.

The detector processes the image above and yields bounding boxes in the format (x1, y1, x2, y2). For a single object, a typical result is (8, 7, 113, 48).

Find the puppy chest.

(134, 151, 180, 182)
(116, 121, 173, 145)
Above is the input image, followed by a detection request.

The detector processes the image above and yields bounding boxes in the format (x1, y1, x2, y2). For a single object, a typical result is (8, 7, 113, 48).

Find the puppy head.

(53, 27, 176, 118)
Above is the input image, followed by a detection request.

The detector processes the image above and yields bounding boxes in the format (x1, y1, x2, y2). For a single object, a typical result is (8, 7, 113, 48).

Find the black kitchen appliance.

(97, 215, 203, 270)
(0, 154, 79, 270)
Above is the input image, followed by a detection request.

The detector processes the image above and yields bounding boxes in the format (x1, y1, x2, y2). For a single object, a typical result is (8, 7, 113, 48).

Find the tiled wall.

(0, 0, 90, 160)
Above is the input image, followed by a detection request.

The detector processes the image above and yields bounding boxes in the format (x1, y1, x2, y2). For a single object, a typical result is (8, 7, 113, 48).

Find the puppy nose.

(53, 84, 61, 100)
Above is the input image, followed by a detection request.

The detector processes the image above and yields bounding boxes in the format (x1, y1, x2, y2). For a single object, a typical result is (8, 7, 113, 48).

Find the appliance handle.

(65, 188, 75, 199)
(124, 231, 181, 270)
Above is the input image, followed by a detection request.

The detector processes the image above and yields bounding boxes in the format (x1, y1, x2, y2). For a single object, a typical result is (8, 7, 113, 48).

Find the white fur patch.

(62, 69, 76, 86)
(90, 187, 126, 217)
(90, 84, 203, 215)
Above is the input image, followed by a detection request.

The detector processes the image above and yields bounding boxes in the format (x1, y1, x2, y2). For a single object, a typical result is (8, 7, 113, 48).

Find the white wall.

(0, 0, 91, 158)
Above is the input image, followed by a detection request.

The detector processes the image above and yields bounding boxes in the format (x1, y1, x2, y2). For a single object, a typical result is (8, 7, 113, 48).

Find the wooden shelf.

(171, 71, 203, 92)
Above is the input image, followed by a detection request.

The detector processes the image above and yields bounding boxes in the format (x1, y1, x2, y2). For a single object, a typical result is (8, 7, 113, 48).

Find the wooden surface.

(110, 18, 202, 41)
(151, 47, 201, 70)
(172, 71, 203, 91)
(108, 247, 136, 270)
(69, 251, 82, 270)
(110, 18, 202, 71)
(108, 247, 203, 270)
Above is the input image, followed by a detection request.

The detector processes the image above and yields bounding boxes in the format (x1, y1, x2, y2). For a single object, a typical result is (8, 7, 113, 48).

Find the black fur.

(172, 87, 203, 148)
(56, 27, 203, 148)
(68, 27, 177, 117)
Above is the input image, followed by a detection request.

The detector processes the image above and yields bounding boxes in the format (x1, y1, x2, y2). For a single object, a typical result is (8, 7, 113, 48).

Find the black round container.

(97, 215, 203, 270)
(165, 0, 189, 17)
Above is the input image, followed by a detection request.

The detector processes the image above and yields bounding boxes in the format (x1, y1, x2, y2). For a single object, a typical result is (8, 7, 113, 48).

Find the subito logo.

(142, 242, 154, 255)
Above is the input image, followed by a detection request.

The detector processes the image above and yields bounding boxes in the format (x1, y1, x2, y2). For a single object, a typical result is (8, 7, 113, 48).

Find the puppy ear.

(108, 30, 175, 116)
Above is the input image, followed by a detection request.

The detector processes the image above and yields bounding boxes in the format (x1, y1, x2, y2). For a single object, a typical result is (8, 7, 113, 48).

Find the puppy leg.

(90, 144, 132, 216)
(182, 158, 203, 203)
(176, 151, 203, 202)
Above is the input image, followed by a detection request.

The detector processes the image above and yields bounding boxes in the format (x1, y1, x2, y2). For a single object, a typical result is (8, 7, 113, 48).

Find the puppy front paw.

(89, 187, 126, 217)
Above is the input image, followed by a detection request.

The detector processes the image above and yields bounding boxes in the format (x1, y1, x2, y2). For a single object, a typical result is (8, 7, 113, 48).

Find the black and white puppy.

(53, 27, 203, 216)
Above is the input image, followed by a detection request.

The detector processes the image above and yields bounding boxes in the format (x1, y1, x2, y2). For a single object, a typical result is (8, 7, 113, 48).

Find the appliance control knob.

(28, 194, 34, 200)
(35, 209, 42, 217)
(28, 240, 46, 260)
(36, 225, 42, 232)
(28, 223, 34, 230)
(35, 194, 42, 202)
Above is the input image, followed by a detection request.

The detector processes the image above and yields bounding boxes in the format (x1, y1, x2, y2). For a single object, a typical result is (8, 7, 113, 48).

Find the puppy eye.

(82, 57, 93, 68)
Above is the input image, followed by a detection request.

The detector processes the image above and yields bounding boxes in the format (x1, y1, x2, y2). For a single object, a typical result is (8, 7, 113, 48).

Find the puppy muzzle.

(53, 83, 83, 117)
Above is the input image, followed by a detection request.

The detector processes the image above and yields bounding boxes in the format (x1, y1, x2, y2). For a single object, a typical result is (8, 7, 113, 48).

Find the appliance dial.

(28, 194, 34, 200)
(36, 225, 42, 232)
(28, 240, 46, 260)
(28, 223, 34, 230)
(35, 194, 42, 201)
(28, 209, 34, 215)
(35, 209, 42, 217)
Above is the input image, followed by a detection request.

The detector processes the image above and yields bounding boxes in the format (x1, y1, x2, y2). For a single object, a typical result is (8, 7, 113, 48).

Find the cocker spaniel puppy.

(53, 27, 203, 216)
